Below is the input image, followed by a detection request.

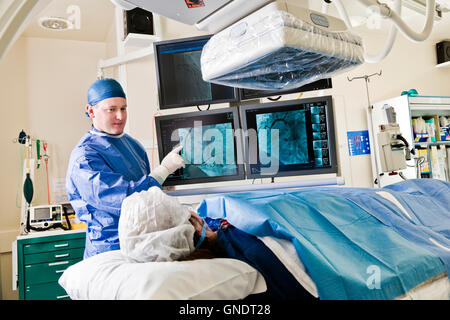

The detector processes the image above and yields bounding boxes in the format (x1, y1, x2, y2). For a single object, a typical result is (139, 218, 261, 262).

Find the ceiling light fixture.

(38, 16, 73, 31)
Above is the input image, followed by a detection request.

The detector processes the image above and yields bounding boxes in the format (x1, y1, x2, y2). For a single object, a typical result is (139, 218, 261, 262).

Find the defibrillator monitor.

(153, 35, 239, 110)
(240, 96, 337, 179)
(155, 107, 245, 186)
(28, 204, 63, 228)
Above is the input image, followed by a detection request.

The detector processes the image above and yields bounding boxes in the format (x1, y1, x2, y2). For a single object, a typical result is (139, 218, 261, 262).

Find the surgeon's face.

(87, 97, 127, 135)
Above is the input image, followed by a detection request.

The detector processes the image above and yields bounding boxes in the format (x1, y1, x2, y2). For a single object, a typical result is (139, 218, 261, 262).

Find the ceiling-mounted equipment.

(124, 7, 154, 38)
(110, 0, 137, 11)
(110, 0, 273, 33)
(109, 0, 444, 38)
(404, 0, 450, 19)
(106, 0, 445, 87)
(201, 1, 364, 91)
(436, 40, 450, 64)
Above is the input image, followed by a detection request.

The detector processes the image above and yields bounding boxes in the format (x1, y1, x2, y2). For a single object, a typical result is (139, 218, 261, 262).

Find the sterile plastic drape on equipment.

(201, 2, 364, 91)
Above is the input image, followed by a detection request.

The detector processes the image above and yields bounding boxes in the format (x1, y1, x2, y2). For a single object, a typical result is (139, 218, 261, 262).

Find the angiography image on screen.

(172, 50, 212, 104)
(154, 36, 238, 109)
(256, 110, 309, 167)
(241, 96, 337, 179)
(155, 108, 244, 186)
(174, 123, 237, 179)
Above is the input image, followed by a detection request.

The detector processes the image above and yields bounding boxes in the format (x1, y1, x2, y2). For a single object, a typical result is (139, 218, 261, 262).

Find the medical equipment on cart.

(13, 130, 62, 233)
(377, 105, 414, 174)
(377, 123, 408, 173)
(27, 204, 63, 229)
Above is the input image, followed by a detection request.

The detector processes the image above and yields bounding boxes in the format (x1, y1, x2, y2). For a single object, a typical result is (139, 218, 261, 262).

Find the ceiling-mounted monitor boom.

(111, 0, 273, 33)
(110, 0, 443, 39)
(108, 0, 445, 88)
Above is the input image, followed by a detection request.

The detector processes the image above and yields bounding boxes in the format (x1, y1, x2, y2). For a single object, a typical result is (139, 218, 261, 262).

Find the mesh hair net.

(119, 187, 195, 262)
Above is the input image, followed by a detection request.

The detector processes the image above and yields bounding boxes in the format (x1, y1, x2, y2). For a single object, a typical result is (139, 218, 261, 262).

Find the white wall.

(0, 36, 108, 300)
(0, 36, 28, 300)
(25, 37, 106, 202)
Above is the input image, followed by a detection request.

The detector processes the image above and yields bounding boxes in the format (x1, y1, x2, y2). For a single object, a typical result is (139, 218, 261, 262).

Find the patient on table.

(118, 186, 223, 263)
(118, 186, 315, 299)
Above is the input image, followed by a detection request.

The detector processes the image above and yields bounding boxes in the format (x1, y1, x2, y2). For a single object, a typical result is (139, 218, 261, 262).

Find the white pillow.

(59, 250, 267, 300)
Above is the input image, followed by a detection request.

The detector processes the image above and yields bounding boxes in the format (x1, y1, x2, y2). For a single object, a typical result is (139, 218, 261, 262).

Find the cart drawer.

(25, 281, 70, 300)
(24, 247, 84, 265)
(24, 238, 85, 254)
(24, 258, 82, 285)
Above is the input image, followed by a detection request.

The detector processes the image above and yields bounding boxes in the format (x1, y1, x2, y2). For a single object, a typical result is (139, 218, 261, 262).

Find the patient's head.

(119, 187, 195, 263)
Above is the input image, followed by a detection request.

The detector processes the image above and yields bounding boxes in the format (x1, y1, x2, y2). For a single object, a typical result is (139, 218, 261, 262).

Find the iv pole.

(347, 70, 382, 187)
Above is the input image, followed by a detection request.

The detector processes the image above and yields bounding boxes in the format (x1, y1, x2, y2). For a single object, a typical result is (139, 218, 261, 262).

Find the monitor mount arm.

(330, 0, 436, 63)
(355, 0, 436, 43)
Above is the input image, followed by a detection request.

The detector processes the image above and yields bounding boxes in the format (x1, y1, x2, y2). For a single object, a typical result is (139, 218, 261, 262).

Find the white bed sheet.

(59, 250, 267, 300)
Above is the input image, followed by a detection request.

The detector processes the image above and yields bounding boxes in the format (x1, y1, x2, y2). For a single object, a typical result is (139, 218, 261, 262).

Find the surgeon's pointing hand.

(161, 145, 185, 174)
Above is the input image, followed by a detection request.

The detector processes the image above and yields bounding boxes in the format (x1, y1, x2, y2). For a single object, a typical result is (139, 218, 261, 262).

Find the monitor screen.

(153, 35, 239, 110)
(155, 107, 245, 186)
(240, 96, 337, 179)
(239, 78, 333, 101)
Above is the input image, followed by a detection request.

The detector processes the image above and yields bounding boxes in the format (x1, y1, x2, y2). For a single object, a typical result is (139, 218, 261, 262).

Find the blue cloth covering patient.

(205, 218, 314, 300)
(197, 179, 449, 300)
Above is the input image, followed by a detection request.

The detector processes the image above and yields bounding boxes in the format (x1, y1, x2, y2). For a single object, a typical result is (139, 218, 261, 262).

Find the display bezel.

(154, 107, 245, 186)
(153, 35, 239, 110)
(240, 96, 338, 179)
(239, 78, 333, 101)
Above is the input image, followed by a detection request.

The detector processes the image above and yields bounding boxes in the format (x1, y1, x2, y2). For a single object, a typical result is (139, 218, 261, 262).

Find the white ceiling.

(20, 0, 450, 43)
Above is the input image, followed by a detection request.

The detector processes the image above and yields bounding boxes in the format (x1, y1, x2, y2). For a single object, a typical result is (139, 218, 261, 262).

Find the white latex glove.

(161, 145, 185, 174)
(149, 146, 185, 185)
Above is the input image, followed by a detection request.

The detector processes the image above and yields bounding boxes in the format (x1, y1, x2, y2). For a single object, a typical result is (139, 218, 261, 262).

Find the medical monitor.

(240, 96, 337, 179)
(155, 107, 245, 186)
(153, 35, 239, 110)
(239, 78, 333, 101)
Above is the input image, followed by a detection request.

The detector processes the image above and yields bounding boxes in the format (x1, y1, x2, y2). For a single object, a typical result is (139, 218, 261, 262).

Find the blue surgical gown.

(66, 128, 161, 259)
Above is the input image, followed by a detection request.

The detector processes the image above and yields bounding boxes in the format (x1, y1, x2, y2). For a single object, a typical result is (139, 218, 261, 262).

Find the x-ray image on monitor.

(240, 96, 337, 178)
(154, 35, 238, 110)
(256, 110, 309, 167)
(173, 123, 237, 179)
(172, 50, 212, 103)
(155, 107, 244, 186)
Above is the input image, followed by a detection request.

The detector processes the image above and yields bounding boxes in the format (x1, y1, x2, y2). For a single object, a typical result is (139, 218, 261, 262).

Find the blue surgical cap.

(87, 78, 126, 106)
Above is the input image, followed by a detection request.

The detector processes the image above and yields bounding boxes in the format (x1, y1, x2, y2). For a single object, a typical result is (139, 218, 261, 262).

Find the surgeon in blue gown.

(66, 78, 185, 259)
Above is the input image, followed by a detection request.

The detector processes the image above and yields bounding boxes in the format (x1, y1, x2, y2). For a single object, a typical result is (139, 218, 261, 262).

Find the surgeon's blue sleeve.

(69, 152, 161, 213)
